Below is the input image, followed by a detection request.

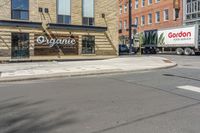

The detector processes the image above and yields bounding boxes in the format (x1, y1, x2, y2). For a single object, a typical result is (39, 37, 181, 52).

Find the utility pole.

(128, 0, 132, 54)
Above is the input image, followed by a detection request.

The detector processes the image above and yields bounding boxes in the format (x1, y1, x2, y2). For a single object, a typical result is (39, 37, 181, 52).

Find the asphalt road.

(0, 55, 199, 133)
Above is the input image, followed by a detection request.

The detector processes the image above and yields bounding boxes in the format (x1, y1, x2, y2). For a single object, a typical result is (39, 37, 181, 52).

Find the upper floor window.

(124, 20, 127, 30)
(186, 0, 200, 20)
(119, 21, 122, 30)
(163, 9, 169, 21)
(155, 11, 160, 23)
(141, 15, 145, 26)
(174, 8, 180, 19)
(135, 17, 139, 25)
(57, 0, 71, 24)
(148, 13, 152, 24)
(148, 0, 152, 5)
(155, 0, 160, 3)
(124, 4, 128, 13)
(119, 5, 122, 14)
(142, 0, 145, 7)
(135, 0, 139, 9)
(82, 0, 94, 26)
(11, 0, 29, 20)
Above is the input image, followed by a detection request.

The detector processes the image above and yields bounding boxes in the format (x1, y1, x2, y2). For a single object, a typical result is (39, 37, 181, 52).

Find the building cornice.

(47, 23, 108, 32)
(0, 20, 42, 29)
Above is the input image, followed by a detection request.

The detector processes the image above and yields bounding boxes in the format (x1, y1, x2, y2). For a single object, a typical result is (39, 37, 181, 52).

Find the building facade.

(119, 0, 183, 38)
(183, 0, 200, 25)
(0, 0, 118, 59)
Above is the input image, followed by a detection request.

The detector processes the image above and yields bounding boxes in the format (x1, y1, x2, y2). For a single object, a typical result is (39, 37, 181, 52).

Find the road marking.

(177, 85, 200, 93)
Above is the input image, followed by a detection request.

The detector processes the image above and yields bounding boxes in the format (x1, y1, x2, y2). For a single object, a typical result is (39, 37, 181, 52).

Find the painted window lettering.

(37, 36, 76, 47)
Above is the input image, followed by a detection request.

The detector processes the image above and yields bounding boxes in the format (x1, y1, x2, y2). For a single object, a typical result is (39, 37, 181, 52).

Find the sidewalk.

(0, 55, 117, 63)
(0, 56, 176, 82)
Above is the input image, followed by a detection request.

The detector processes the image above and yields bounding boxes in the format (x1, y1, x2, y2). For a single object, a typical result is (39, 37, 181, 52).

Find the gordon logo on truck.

(157, 26, 195, 46)
(168, 31, 192, 38)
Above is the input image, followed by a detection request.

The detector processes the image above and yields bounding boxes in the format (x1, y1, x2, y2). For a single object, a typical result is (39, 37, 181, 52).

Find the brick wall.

(0, 0, 11, 20)
(119, 0, 183, 36)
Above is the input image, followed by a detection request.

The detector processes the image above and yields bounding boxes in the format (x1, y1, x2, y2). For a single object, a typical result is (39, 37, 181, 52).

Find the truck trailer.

(141, 24, 200, 55)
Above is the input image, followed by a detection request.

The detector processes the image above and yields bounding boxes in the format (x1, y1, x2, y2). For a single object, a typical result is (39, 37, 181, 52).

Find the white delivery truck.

(141, 24, 200, 55)
(157, 24, 200, 55)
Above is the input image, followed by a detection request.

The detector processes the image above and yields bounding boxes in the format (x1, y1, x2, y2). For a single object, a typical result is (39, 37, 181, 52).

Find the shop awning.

(0, 20, 107, 32)
(47, 23, 107, 32)
(0, 20, 42, 29)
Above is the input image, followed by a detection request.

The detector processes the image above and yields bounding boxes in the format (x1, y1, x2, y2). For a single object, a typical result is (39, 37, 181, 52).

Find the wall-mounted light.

(44, 8, 49, 13)
(102, 13, 105, 18)
(39, 7, 43, 13)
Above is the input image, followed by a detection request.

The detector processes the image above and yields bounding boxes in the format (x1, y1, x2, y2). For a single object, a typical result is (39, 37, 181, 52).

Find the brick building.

(0, 0, 118, 60)
(183, 0, 200, 25)
(119, 0, 183, 38)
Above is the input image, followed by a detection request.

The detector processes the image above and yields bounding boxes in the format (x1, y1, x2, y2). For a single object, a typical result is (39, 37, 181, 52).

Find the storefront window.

(11, 33, 29, 59)
(11, 0, 29, 20)
(57, 0, 71, 24)
(82, 36, 95, 54)
(82, 0, 94, 26)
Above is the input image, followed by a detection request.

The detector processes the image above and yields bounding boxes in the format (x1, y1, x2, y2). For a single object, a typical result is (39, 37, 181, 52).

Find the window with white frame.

(148, 13, 152, 24)
(119, 5, 122, 14)
(155, 0, 160, 3)
(155, 11, 160, 23)
(141, 15, 145, 26)
(163, 9, 169, 21)
(135, 0, 139, 9)
(124, 20, 127, 30)
(124, 4, 128, 13)
(135, 17, 139, 25)
(142, 0, 145, 7)
(148, 0, 152, 5)
(119, 21, 122, 30)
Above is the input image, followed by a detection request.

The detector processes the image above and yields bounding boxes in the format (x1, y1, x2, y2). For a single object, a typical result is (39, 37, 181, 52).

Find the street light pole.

(128, 0, 132, 54)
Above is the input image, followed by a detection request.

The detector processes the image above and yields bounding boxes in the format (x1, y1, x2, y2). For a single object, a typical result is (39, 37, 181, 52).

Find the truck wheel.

(156, 48, 161, 53)
(184, 48, 192, 55)
(195, 52, 200, 55)
(176, 48, 184, 55)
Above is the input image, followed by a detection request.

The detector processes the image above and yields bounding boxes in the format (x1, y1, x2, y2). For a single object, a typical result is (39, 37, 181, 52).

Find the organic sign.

(36, 36, 77, 47)
(34, 34, 79, 56)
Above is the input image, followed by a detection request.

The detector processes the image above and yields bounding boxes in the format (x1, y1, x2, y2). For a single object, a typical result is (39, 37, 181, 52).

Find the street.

(0, 55, 200, 133)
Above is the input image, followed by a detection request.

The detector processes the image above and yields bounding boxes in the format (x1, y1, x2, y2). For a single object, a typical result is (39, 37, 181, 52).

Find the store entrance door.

(11, 33, 30, 59)
(82, 36, 95, 54)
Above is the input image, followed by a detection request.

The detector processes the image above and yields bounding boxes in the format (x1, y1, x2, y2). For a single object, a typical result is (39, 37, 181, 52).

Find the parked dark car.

(119, 44, 129, 54)
(119, 44, 138, 55)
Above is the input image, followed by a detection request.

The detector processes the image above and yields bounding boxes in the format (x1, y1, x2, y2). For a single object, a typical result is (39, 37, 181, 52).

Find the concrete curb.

(0, 63, 177, 82)
(0, 56, 117, 64)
